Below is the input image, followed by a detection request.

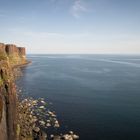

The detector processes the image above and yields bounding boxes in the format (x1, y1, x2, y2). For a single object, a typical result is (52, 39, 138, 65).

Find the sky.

(0, 0, 140, 54)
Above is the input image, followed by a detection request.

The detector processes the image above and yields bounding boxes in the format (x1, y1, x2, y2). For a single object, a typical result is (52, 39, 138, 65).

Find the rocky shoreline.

(16, 82, 79, 140)
(13, 60, 32, 69)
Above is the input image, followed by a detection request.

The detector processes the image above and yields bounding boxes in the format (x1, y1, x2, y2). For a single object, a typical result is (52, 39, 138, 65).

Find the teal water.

(17, 55, 140, 140)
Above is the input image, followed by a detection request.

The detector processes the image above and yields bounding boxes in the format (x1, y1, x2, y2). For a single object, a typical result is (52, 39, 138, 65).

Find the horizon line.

(26, 53, 140, 55)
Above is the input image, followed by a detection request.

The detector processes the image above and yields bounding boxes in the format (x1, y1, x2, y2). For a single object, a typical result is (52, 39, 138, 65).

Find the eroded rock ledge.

(0, 42, 27, 140)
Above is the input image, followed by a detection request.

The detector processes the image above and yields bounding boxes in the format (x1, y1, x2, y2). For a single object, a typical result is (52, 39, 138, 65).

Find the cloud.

(70, 0, 88, 18)
(8, 27, 91, 40)
(8, 28, 65, 39)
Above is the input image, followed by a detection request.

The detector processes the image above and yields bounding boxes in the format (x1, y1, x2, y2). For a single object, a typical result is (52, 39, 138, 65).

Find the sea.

(17, 54, 140, 140)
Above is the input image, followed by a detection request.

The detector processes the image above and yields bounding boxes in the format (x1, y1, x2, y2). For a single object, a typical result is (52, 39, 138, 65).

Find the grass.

(0, 53, 7, 61)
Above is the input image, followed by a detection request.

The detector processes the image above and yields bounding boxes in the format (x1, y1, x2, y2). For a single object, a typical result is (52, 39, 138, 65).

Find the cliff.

(0, 43, 27, 65)
(0, 43, 28, 140)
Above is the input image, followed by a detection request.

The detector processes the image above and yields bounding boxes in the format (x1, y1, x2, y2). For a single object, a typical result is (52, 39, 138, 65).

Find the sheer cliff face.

(0, 43, 27, 140)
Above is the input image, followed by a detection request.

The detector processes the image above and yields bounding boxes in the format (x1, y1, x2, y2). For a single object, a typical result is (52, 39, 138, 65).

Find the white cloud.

(8, 27, 92, 40)
(8, 28, 64, 39)
(70, 0, 88, 18)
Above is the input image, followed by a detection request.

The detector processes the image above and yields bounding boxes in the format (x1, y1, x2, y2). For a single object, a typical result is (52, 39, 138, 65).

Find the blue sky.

(0, 0, 140, 54)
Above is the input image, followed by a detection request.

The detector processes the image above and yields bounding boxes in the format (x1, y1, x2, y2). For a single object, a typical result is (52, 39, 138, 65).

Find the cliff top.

(0, 42, 27, 65)
(0, 43, 25, 55)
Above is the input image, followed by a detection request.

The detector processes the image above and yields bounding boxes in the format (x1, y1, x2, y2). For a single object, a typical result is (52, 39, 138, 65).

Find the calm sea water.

(17, 54, 140, 140)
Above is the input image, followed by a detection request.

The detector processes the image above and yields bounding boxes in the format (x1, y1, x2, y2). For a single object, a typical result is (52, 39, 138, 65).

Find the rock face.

(0, 43, 27, 65)
(0, 43, 6, 54)
(0, 42, 27, 140)
(18, 47, 26, 56)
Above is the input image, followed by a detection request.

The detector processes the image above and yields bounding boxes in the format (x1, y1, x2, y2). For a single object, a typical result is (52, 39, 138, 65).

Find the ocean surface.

(17, 54, 140, 140)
